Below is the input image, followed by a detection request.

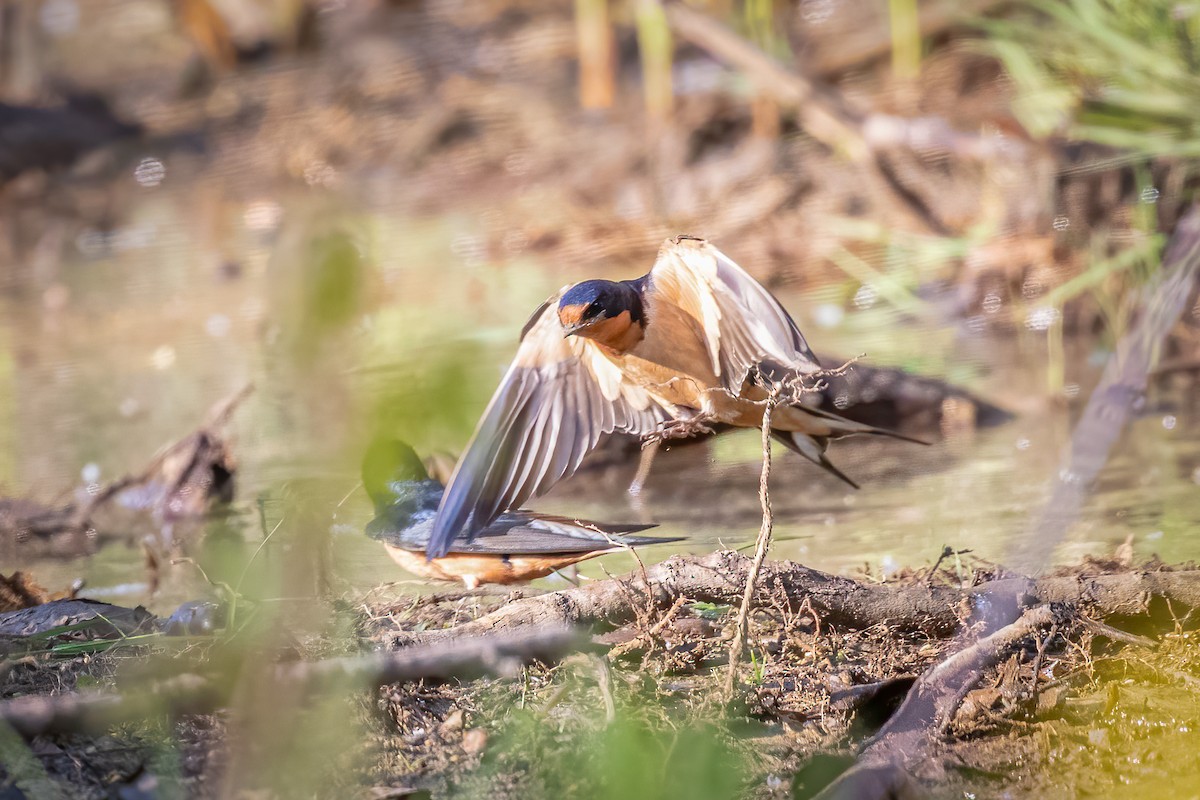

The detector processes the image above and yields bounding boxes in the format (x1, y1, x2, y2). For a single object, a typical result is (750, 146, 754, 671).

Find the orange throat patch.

(575, 310, 644, 353)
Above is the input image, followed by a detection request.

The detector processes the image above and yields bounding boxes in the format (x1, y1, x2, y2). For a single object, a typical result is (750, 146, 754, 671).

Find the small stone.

(439, 708, 464, 735)
(462, 728, 487, 755)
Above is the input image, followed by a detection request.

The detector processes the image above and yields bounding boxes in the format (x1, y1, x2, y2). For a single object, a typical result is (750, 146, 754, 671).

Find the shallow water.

(4, 163, 1200, 618)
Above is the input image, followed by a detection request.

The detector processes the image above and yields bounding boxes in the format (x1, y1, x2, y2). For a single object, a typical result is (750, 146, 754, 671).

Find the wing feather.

(428, 289, 671, 557)
(647, 237, 822, 389)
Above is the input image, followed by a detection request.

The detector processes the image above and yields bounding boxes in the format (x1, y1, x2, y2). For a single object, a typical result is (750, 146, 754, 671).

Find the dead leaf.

(0, 572, 77, 612)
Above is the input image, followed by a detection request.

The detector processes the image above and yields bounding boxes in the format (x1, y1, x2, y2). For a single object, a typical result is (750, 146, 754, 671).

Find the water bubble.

(76, 229, 112, 258)
(833, 393, 851, 409)
(812, 303, 844, 328)
(81, 463, 101, 483)
(134, 157, 165, 187)
(244, 200, 284, 232)
(205, 313, 232, 338)
(1016, 438, 1031, 450)
(1024, 306, 1060, 331)
(303, 161, 337, 188)
(1140, 186, 1160, 203)
(1052, 215, 1070, 231)
(1063, 383, 1081, 398)
(1162, 414, 1177, 430)
(800, 0, 834, 23)
(981, 292, 1002, 314)
(119, 397, 141, 418)
(42, 284, 69, 311)
(240, 297, 266, 324)
(40, 0, 79, 36)
(880, 554, 898, 579)
(151, 345, 176, 370)
(450, 233, 486, 268)
(503, 151, 531, 176)
(853, 283, 878, 309)
(1146, 530, 1164, 541)
(502, 229, 529, 254)
(113, 222, 157, 251)
(1058, 468, 1083, 485)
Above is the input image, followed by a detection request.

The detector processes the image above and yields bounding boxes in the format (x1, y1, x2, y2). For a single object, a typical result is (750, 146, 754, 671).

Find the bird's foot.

(643, 417, 715, 445)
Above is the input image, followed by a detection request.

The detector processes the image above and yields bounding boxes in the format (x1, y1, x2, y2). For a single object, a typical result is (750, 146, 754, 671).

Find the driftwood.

(809, 203, 1200, 798)
(0, 627, 582, 740)
(815, 606, 1056, 799)
(0, 384, 252, 564)
(0, 599, 156, 639)
(1018, 204, 1200, 570)
(387, 550, 1200, 647)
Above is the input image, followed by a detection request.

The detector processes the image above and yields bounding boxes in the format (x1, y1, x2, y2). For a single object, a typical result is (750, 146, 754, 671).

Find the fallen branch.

(385, 551, 1200, 648)
(2, 384, 254, 564)
(0, 627, 582, 740)
(812, 205, 1200, 800)
(815, 606, 1055, 799)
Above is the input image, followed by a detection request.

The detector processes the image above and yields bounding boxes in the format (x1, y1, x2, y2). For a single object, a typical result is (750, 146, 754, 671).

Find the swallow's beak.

(562, 321, 587, 338)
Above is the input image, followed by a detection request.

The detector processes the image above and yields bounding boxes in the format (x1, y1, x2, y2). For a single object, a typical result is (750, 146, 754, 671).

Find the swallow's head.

(558, 280, 618, 336)
(557, 279, 645, 344)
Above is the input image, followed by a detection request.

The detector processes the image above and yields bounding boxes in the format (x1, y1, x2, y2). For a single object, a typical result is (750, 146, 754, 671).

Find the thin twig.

(1077, 615, 1158, 650)
(1029, 622, 1058, 702)
(0, 627, 584, 740)
(591, 654, 617, 725)
(724, 386, 779, 699)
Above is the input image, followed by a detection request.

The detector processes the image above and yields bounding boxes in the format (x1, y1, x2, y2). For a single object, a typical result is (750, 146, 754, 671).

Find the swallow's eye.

(582, 303, 603, 320)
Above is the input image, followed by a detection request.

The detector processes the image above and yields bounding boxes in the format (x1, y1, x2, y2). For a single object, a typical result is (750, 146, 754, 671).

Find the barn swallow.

(364, 439, 681, 589)
(428, 235, 927, 558)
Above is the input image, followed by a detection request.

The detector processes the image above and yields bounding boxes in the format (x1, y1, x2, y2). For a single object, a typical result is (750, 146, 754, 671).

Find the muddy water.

(3, 171, 1200, 618)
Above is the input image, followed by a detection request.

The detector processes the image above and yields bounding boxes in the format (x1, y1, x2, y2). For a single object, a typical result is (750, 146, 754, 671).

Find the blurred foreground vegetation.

(2, 0, 1200, 798)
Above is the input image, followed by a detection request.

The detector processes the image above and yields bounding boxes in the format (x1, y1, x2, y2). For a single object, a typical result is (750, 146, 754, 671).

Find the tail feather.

(799, 405, 932, 446)
(772, 431, 860, 490)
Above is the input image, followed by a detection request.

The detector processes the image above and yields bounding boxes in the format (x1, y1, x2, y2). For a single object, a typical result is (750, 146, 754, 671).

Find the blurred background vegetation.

(2, 0, 1200, 797)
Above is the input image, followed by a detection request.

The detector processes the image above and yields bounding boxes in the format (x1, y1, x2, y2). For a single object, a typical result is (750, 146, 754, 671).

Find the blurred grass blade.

(635, 0, 673, 120)
(576, 0, 616, 109)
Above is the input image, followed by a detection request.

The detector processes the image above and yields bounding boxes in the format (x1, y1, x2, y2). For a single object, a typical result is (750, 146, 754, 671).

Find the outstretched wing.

(427, 289, 671, 558)
(648, 236, 823, 390)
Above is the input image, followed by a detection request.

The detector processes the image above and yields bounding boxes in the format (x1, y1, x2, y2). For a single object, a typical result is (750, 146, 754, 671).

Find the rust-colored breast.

(384, 545, 617, 588)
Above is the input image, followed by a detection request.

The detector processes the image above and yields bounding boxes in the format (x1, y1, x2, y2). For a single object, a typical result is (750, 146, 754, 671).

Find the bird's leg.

(552, 565, 583, 586)
(629, 439, 660, 496)
(642, 414, 716, 445)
